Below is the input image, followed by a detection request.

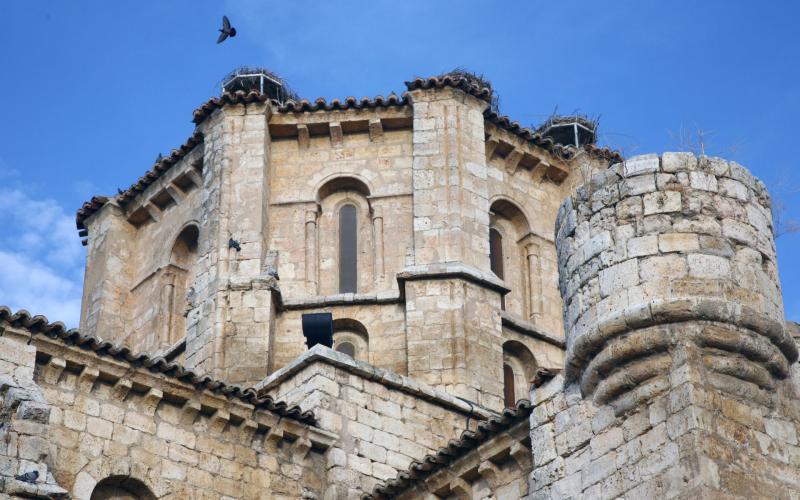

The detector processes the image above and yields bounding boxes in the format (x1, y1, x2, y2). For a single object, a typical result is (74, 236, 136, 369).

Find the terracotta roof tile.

(0, 306, 316, 425)
(405, 75, 493, 102)
(277, 93, 408, 113)
(191, 90, 410, 125)
(485, 109, 623, 163)
(361, 399, 533, 499)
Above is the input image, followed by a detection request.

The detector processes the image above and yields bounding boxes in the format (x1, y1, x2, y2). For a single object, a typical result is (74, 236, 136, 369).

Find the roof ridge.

(0, 305, 316, 425)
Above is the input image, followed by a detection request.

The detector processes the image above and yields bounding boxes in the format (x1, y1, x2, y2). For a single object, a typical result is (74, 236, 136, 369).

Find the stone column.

(372, 205, 385, 284)
(528, 153, 800, 498)
(305, 208, 318, 295)
(525, 241, 542, 323)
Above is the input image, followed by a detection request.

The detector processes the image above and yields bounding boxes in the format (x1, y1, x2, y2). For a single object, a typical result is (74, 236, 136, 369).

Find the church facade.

(1, 71, 799, 499)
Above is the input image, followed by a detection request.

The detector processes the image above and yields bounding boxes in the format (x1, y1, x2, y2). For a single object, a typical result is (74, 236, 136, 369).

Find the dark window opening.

(336, 341, 356, 358)
(339, 204, 358, 293)
(490, 228, 505, 310)
(503, 363, 516, 408)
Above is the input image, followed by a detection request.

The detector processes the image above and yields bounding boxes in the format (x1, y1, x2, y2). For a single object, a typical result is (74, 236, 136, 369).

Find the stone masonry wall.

(0, 335, 68, 498)
(0, 328, 333, 500)
(259, 346, 497, 500)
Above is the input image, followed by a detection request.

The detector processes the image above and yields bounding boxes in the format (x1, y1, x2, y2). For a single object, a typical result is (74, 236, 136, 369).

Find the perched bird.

(228, 238, 241, 252)
(15, 470, 39, 483)
(266, 265, 280, 280)
(155, 153, 163, 163)
(531, 367, 559, 389)
(217, 16, 237, 44)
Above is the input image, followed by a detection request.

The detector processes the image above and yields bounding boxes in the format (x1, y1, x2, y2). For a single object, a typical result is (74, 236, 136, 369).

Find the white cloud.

(0, 188, 84, 327)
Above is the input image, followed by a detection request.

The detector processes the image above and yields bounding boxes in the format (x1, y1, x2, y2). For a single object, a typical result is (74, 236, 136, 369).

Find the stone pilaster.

(409, 86, 491, 270)
(79, 203, 134, 339)
(403, 87, 506, 410)
(184, 101, 276, 384)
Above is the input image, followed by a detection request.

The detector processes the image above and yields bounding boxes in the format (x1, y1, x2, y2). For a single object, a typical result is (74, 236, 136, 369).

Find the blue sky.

(0, 1, 798, 326)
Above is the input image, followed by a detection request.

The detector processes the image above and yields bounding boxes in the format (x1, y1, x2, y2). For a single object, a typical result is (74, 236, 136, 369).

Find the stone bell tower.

(526, 153, 800, 498)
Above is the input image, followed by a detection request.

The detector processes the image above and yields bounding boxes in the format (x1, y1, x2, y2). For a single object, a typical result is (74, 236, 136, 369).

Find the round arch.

(332, 318, 369, 362)
(502, 340, 538, 405)
(90, 476, 156, 500)
(489, 196, 531, 235)
(316, 174, 372, 203)
(169, 223, 199, 268)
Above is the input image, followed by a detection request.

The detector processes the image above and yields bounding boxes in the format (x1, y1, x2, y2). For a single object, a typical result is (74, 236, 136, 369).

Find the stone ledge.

(255, 345, 498, 420)
(281, 291, 401, 310)
(500, 311, 565, 349)
(397, 263, 510, 295)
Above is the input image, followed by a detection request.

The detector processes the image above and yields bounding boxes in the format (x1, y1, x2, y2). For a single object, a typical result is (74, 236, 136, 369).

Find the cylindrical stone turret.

(555, 153, 798, 406)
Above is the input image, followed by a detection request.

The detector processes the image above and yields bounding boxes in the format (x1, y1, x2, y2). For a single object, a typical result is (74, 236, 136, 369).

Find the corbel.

(184, 169, 203, 188)
(141, 388, 163, 415)
(329, 122, 343, 146)
(477, 461, 503, 490)
(265, 425, 285, 447)
(143, 201, 161, 222)
(238, 419, 259, 445)
(449, 477, 473, 500)
(209, 408, 230, 433)
(509, 441, 532, 471)
(297, 124, 310, 150)
(505, 149, 523, 175)
(165, 184, 185, 203)
(43, 357, 66, 385)
(112, 378, 132, 401)
(77, 366, 99, 392)
(485, 137, 500, 161)
(368, 118, 384, 141)
(292, 437, 313, 461)
(180, 400, 201, 425)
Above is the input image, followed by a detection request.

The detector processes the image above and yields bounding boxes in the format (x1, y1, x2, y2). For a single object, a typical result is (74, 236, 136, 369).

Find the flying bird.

(217, 16, 237, 44)
(15, 470, 39, 483)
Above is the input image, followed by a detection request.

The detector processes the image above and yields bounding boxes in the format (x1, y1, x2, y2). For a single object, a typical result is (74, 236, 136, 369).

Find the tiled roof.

(485, 110, 623, 163)
(191, 90, 410, 125)
(75, 130, 204, 231)
(277, 93, 408, 113)
(362, 399, 533, 500)
(192, 90, 270, 124)
(405, 75, 493, 102)
(0, 306, 316, 425)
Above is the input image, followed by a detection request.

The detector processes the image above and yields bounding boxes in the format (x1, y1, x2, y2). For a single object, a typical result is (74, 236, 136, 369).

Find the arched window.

(91, 476, 156, 500)
(489, 199, 531, 317)
(489, 227, 505, 310)
(339, 204, 358, 293)
(163, 224, 199, 346)
(332, 318, 369, 362)
(489, 228, 504, 279)
(336, 341, 356, 358)
(503, 363, 516, 408)
(502, 340, 537, 406)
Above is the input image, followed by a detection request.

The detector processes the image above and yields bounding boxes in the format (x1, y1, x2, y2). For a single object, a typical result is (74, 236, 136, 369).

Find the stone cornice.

(500, 311, 565, 349)
(396, 263, 511, 296)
